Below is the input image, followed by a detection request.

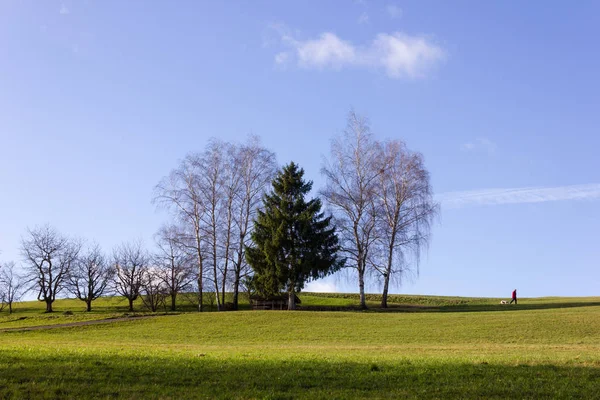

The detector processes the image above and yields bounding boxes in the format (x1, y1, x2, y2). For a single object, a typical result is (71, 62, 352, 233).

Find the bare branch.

(112, 240, 148, 312)
(20, 224, 81, 313)
(68, 243, 113, 312)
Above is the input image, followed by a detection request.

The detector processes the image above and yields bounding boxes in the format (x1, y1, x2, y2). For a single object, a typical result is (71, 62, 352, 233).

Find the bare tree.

(230, 137, 276, 309)
(154, 155, 208, 311)
(0, 262, 26, 313)
(21, 225, 81, 313)
(154, 136, 276, 312)
(154, 225, 194, 311)
(321, 112, 383, 309)
(68, 244, 113, 312)
(218, 142, 242, 306)
(374, 140, 438, 308)
(197, 139, 227, 311)
(113, 241, 148, 312)
(140, 267, 167, 312)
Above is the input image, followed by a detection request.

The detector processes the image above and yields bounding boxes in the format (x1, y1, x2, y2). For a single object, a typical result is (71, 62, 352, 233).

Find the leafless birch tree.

(21, 225, 82, 312)
(113, 241, 148, 312)
(68, 243, 113, 312)
(374, 140, 438, 308)
(322, 112, 437, 308)
(217, 143, 243, 306)
(154, 155, 207, 311)
(321, 112, 383, 309)
(154, 136, 276, 311)
(197, 139, 228, 311)
(230, 137, 276, 309)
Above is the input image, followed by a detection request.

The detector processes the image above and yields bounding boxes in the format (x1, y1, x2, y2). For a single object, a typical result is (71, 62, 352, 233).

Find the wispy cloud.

(437, 183, 600, 209)
(59, 4, 69, 15)
(273, 29, 444, 79)
(462, 137, 497, 154)
(386, 4, 402, 19)
(358, 12, 370, 25)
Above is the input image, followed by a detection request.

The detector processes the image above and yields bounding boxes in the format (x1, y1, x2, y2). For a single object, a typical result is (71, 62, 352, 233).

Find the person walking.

(510, 289, 517, 304)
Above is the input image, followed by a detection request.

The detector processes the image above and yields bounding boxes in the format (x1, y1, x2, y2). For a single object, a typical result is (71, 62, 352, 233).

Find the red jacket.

(512, 290, 517, 299)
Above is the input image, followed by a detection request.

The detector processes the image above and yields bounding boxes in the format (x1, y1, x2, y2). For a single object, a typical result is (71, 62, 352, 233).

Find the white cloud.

(274, 30, 444, 79)
(304, 280, 338, 293)
(371, 33, 444, 78)
(358, 12, 370, 25)
(462, 137, 497, 154)
(296, 33, 356, 69)
(386, 4, 402, 19)
(59, 4, 69, 14)
(437, 183, 600, 209)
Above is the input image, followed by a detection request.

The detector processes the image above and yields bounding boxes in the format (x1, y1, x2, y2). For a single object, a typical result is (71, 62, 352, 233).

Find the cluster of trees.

(153, 136, 278, 311)
(0, 112, 437, 313)
(322, 112, 438, 309)
(2, 225, 196, 313)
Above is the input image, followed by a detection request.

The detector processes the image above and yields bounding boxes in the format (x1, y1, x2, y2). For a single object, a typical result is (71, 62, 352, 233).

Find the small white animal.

(500, 300, 508, 304)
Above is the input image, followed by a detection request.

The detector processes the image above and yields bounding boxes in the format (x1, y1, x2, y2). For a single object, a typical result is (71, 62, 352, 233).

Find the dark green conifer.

(246, 162, 343, 310)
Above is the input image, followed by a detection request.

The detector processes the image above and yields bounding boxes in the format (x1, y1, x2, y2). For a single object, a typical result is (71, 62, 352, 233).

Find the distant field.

(1, 294, 599, 399)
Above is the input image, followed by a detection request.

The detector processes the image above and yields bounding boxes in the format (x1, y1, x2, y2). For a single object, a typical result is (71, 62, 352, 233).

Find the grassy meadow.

(1, 294, 599, 399)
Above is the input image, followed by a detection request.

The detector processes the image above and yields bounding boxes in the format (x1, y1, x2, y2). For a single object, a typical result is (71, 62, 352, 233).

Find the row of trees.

(0, 226, 197, 313)
(1, 111, 437, 313)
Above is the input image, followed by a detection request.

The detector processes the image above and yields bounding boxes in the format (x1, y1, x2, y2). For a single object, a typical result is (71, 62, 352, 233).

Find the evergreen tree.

(246, 162, 343, 310)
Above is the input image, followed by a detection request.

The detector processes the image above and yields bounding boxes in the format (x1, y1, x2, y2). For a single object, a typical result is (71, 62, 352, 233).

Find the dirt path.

(0, 316, 155, 332)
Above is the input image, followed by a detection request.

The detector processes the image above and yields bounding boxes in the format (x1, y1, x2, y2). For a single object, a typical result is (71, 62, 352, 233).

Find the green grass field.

(1, 294, 599, 399)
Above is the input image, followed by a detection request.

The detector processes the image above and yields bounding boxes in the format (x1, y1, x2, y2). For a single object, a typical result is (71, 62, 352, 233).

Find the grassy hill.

(1, 293, 599, 398)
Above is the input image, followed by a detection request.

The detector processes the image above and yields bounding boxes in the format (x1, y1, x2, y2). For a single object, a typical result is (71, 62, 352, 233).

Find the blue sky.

(1, 1, 599, 298)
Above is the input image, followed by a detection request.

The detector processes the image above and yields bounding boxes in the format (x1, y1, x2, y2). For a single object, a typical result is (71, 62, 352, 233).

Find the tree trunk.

(215, 289, 221, 311)
(221, 273, 227, 306)
(288, 289, 296, 310)
(213, 276, 221, 311)
(212, 245, 221, 312)
(198, 275, 203, 312)
(221, 216, 232, 307)
(86, 300, 92, 312)
(128, 298, 134, 312)
(9, 303, 13, 314)
(358, 267, 367, 310)
(232, 239, 245, 311)
(46, 301, 53, 313)
(171, 293, 177, 311)
(381, 237, 395, 309)
(381, 274, 390, 308)
(232, 275, 240, 311)
(195, 227, 204, 312)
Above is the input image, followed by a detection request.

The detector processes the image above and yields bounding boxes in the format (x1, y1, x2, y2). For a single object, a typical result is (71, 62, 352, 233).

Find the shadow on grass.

(299, 301, 600, 314)
(435, 302, 600, 313)
(8, 299, 253, 315)
(0, 350, 598, 399)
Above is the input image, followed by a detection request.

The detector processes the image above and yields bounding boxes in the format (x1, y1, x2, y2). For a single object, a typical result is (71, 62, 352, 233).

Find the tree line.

(0, 112, 437, 313)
